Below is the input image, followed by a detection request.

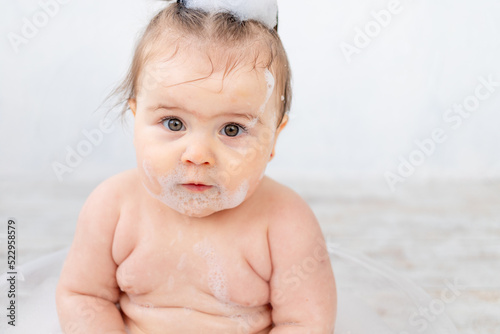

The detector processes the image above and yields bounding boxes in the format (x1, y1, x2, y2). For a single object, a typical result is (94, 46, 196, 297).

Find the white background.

(1, 2, 499, 331)
(1, 0, 500, 189)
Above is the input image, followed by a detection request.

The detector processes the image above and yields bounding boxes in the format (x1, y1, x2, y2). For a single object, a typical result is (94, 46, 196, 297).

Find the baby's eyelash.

(227, 122, 248, 132)
(158, 118, 249, 135)
(159, 116, 177, 124)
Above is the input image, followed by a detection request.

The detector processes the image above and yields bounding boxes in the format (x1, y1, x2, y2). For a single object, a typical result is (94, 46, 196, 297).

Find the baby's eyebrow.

(148, 103, 180, 112)
(150, 104, 262, 125)
(222, 112, 262, 125)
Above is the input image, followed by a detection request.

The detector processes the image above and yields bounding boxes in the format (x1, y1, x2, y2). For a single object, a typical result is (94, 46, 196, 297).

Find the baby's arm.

(268, 193, 337, 333)
(56, 177, 127, 334)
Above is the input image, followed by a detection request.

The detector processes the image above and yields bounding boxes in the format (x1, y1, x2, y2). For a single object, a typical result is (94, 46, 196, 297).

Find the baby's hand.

(267, 191, 336, 333)
(56, 176, 127, 333)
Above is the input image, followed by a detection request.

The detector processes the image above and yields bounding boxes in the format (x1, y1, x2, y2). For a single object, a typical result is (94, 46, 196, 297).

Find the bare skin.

(57, 171, 335, 334)
(56, 43, 336, 333)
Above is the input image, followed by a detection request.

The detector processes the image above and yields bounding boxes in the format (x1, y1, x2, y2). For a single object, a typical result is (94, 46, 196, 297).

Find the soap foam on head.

(183, 0, 278, 29)
(142, 160, 249, 217)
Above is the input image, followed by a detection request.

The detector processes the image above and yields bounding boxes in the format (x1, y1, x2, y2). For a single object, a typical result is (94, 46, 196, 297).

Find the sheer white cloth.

(0, 244, 458, 334)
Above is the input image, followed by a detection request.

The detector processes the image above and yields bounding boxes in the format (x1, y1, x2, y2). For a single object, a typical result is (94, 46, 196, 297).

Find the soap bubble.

(183, 0, 278, 29)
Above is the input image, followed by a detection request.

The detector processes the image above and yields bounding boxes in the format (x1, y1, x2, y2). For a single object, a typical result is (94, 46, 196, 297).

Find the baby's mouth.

(181, 183, 214, 192)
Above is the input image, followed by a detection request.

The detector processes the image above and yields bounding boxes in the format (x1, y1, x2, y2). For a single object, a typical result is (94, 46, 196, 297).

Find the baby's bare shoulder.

(57, 169, 141, 298)
(80, 169, 140, 221)
(260, 177, 325, 254)
(102, 168, 139, 191)
(91, 168, 139, 199)
(258, 176, 316, 224)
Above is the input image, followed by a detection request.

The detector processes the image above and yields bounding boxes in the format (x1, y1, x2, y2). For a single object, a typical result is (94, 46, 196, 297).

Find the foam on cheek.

(142, 160, 250, 217)
(143, 160, 157, 185)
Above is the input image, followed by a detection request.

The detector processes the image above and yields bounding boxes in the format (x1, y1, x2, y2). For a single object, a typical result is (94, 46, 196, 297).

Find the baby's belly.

(120, 293, 272, 334)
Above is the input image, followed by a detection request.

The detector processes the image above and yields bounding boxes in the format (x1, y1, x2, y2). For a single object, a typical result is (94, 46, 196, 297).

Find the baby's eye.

(162, 118, 185, 132)
(221, 124, 245, 137)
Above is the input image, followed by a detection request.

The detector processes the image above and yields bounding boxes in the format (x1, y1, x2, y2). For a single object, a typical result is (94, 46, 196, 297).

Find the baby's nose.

(181, 140, 215, 166)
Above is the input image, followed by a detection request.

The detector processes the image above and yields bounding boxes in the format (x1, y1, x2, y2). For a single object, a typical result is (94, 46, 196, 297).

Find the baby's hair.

(107, 0, 292, 127)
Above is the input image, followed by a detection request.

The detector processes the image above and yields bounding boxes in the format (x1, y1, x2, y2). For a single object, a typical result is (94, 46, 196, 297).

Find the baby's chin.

(157, 195, 244, 218)
(141, 179, 251, 219)
(175, 206, 219, 218)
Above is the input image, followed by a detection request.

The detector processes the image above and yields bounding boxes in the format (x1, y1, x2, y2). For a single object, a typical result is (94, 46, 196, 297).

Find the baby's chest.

(116, 232, 271, 308)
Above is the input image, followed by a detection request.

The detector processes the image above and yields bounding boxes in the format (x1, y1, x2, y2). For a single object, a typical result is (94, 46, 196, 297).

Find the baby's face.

(130, 47, 285, 218)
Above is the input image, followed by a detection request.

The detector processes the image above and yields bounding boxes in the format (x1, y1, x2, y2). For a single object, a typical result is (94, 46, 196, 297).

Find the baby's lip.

(181, 183, 214, 192)
(183, 181, 212, 186)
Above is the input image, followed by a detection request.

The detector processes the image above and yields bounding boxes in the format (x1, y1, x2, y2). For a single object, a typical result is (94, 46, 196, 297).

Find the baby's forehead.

(139, 41, 274, 94)
(145, 34, 274, 74)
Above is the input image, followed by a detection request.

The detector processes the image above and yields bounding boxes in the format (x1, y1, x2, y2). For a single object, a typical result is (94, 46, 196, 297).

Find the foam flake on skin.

(183, 307, 194, 315)
(193, 238, 230, 303)
(167, 275, 175, 291)
(143, 159, 156, 184)
(246, 69, 275, 130)
(259, 69, 275, 115)
(177, 253, 187, 270)
(259, 167, 267, 181)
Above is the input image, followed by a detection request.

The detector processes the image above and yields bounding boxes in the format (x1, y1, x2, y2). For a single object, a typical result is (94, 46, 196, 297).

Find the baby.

(55, 1, 336, 333)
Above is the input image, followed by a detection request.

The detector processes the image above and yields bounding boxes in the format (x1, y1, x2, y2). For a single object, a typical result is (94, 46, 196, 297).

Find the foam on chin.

(142, 160, 249, 217)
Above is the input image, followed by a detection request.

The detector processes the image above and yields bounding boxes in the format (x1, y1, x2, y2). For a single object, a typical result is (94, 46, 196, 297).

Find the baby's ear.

(270, 114, 289, 160)
(128, 99, 137, 117)
(277, 114, 288, 134)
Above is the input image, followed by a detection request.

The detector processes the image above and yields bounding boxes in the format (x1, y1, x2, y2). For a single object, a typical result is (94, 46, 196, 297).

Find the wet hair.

(108, 1, 292, 127)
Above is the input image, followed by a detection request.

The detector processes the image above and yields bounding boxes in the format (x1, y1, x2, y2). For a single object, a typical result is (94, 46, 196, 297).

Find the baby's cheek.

(245, 137, 275, 167)
(240, 146, 266, 167)
(139, 153, 178, 195)
(219, 145, 271, 186)
(213, 153, 245, 187)
(139, 159, 162, 194)
(226, 159, 245, 176)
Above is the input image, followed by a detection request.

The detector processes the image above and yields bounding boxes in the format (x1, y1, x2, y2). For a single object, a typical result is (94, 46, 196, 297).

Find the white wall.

(1, 0, 500, 190)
